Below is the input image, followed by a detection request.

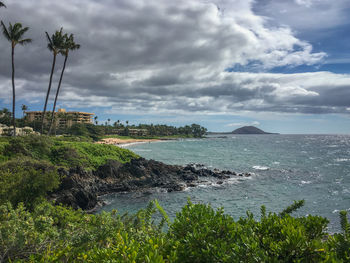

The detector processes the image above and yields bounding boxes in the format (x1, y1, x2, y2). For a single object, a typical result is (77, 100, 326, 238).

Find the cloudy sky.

(0, 0, 350, 133)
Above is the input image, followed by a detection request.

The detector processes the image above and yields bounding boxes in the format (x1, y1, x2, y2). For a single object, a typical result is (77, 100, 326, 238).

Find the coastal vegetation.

(0, 135, 138, 169)
(0, 111, 208, 140)
(0, 135, 349, 262)
(0, 198, 350, 262)
(0, 20, 31, 137)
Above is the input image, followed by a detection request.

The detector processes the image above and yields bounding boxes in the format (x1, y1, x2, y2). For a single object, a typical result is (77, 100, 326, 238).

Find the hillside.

(232, 126, 276, 134)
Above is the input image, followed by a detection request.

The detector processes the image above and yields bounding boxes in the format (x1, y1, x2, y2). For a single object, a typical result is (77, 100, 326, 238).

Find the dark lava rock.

(51, 158, 240, 211)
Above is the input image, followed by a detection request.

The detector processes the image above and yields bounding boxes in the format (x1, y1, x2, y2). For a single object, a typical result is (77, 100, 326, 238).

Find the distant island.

(232, 126, 277, 134)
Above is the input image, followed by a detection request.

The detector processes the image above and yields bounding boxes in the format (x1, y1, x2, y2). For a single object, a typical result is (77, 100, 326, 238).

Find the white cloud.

(295, 0, 314, 8)
(226, 121, 260, 127)
(254, 0, 350, 32)
(0, 0, 347, 118)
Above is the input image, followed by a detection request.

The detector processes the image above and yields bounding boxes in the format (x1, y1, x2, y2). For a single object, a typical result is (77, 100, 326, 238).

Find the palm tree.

(41, 28, 64, 134)
(0, 2, 6, 8)
(21, 104, 28, 117)
(48, 33, 80, 135)
(1, 21, 31, 136)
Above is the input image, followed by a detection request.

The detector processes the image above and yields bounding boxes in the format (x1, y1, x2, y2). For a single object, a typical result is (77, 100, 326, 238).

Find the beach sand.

(96, 138, 160, 146)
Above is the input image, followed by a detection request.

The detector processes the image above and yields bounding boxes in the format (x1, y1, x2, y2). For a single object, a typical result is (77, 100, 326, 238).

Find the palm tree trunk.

(48, 54, 68, 135)
(41, 53, 56, 134)
(11, 44, 16, 137)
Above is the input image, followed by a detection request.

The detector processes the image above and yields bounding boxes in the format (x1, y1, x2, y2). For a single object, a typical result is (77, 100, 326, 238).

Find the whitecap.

(335, 158, 350, 162)
(301, 180, 311, 184)
(252, 165, 269, 171)
(273, 161, 280, 165)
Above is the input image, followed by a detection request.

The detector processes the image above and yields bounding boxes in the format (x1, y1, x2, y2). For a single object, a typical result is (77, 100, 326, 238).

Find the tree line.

(0, 1, 80, 136)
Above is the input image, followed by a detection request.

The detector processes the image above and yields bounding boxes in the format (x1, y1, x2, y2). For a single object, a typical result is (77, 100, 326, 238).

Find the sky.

(0, 0, 350, 134)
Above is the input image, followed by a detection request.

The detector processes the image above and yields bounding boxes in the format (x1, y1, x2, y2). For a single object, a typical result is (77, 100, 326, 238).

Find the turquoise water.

(100, 135, 350, 232)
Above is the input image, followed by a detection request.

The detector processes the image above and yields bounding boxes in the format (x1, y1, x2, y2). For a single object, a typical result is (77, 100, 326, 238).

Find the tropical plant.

(41, 28, 65, 134)
(21, 104, 28, 117)
(0, 157, 59, 209)
(0, 21, 31, 137)
(48, 33, 80, 135)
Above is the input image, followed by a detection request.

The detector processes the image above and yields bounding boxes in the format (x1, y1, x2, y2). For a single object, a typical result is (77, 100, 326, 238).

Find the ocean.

(99, 134, 350, 232)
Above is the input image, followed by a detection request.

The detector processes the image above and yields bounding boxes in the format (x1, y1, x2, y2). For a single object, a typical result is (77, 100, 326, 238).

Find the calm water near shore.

(100, 134, 350, 232)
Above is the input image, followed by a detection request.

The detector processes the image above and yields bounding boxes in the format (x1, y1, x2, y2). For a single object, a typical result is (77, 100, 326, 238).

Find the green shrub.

(0, 201, 168, 262)
(327, 211, 350, 261)
(55, 141, 138, 169)
(0, 135, 139, 169)
(167, 200, 331, 262)
(67, 123, 105, 141)
(3, 135, 53, 161)
(0, 200, 350, 262)
(0, 157, 59, 209)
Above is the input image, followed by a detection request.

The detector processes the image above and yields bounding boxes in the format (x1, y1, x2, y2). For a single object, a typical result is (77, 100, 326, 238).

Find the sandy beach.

(96, 137, 161, 146)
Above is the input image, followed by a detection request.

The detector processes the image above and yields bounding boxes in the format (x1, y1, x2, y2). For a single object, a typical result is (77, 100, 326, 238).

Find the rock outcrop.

(50, 158, 244, 210)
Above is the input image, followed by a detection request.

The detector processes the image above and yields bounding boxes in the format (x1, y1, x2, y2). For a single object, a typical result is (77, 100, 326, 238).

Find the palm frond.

(0, 2, 6, 8)
(0, 20, 11, 41)
(18, 38, 32, 45)
(45, 32, 54, 51)
(1, 21, 31, 46)
(18, 26, 29, 36)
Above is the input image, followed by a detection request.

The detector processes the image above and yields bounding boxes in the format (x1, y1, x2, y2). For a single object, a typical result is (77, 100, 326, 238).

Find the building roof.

(25, 111, 94, 115)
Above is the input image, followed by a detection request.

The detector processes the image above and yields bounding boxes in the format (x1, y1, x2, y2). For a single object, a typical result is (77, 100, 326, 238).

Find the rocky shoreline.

(50, 158, 252, 211)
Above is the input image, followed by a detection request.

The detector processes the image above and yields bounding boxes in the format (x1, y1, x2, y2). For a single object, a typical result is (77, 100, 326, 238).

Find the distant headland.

(208, 126, 278, 135)
(232, 126, 278, 134)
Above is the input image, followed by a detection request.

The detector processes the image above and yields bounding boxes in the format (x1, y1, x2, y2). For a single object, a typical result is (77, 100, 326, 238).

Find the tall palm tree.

(48, 33, 80, 135)
(41, 28, 64, 134)
(1, 21, 31, 136)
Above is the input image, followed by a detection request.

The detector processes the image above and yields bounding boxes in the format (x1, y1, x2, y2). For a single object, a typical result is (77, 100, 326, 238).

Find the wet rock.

(51, 157, 241, 211)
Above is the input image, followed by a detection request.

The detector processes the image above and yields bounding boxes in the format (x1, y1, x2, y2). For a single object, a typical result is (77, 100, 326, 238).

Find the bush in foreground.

(0, 200, 349, 262)
(0, 158, 59, 209)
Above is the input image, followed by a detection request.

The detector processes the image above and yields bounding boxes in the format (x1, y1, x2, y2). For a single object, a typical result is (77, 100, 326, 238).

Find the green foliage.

(167, 200, 332, 262)
(54, 141, 138, 169)
(105, 122, 207, 138)
(0, 200, 350, 262)
(279, 199, 305, 217)
(4, 135, 53, 160)
(0, 157, 59, 209)
(0, 135, 139, 169)
(327, 211, 350, 261)
(0, 201, 168, 262)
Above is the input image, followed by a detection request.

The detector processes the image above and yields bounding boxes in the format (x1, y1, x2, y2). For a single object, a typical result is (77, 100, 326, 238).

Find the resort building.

(0, 124, 36, 136)
(25, 109, 94, 129)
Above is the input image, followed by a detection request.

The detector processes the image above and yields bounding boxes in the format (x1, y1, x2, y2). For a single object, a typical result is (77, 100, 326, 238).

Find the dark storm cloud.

(1, 0, 348, 116)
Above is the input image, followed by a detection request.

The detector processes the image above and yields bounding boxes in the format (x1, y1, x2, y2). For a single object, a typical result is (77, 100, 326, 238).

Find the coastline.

(96, 137, 162, 146)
